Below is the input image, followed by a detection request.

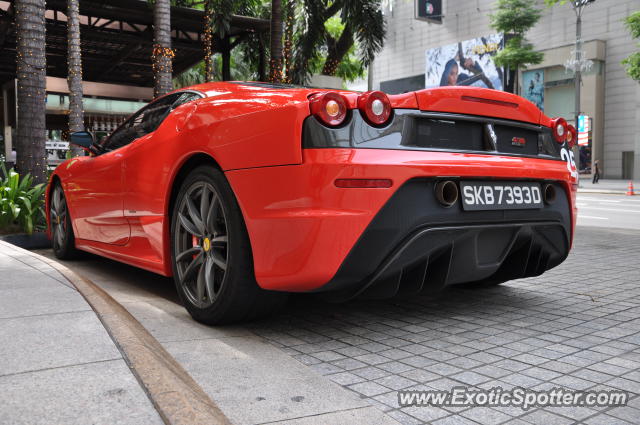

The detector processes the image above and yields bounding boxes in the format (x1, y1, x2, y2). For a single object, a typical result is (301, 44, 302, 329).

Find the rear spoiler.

(388, 87, 543, 125)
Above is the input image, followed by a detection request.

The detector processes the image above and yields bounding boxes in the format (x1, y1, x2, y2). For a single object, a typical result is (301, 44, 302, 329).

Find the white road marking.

(578, 215, 609, 220)
(578, 197, 621, 203)
(579, 207, 640, 214)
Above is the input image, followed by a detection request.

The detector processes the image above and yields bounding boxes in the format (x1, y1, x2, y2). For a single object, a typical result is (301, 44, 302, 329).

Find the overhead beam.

(43, 0, 269, 34)
(94, 43, 143, 80)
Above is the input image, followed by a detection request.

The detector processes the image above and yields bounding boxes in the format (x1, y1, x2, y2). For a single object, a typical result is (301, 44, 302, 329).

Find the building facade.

(372, 0, 640, 179)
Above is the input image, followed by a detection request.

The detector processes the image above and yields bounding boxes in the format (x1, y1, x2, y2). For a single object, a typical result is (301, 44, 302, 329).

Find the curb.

(1, 241, 231, 425)
(577, 189, 627, 195)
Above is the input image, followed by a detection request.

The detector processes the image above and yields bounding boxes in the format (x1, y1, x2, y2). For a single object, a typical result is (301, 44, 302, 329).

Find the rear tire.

(49, 183, 80, 260)
(170, 165, 287, 325)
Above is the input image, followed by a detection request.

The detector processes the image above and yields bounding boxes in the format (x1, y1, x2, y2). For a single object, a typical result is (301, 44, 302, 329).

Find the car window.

(172, 92, 201, 109)
(102, 93, 182, 151)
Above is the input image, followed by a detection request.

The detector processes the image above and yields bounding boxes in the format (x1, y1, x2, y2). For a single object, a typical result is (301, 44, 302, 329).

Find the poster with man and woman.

(425, 34, 504, 91)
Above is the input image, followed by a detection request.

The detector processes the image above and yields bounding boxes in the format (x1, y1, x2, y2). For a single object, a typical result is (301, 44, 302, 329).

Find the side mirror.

(69, 131, 95, 151)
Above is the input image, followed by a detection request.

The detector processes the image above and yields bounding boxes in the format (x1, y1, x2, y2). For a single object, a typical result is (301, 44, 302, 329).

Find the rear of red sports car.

(226, 85, 578, 300)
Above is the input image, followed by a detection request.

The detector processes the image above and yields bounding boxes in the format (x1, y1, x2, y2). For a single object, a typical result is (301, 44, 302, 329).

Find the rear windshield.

(230, 81, 306, 90)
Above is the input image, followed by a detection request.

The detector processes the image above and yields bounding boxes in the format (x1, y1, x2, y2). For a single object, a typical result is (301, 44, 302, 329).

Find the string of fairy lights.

(11, 0, 352, 179)
(14, 0, 48, 181)
(322, 58, 340, 78)
(67, 0, 85, 145)
(282, 0, 294, 83)
(203, 0, 214, 82)
(152, 43, 175, 97)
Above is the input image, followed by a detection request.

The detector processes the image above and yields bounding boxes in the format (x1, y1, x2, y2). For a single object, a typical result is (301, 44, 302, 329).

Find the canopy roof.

(0, 0, 269, 87)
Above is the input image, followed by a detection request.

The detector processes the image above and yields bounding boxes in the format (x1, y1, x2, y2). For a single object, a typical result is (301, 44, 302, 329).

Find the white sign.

(46, 141, 69, 150)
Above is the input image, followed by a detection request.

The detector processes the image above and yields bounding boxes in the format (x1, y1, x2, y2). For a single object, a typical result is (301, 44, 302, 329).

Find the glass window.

(172, 92, 201, 108)
(102, 93, 181, 151)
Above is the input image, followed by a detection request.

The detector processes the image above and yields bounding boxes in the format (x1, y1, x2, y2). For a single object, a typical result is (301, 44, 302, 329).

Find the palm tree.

(67, 0, 84, 156)
(15, 0, 47, 185)
(292, 0, 386, 84)
(202, 0, 267, 81)
(203, 0, 215, 81)
(269, 0, 283, 82)
(153, 0, 174, 98)
(322, 1, 385, 77)
(283, 0, 295, 83)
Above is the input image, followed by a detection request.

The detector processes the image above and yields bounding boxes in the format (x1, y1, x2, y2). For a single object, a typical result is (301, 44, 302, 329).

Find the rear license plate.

(460, 181, 544, 211)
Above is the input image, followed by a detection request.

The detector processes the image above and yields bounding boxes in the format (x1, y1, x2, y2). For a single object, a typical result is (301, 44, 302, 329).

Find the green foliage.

(171, 0, 270, 83)
(489, 0, 542, 35)
(170, 0, 383, 85)
(292, 0, 386, 84)
(622, 12, 640, 82)
(625, 11, 640, 39)
(174, 62, 207, 88)
(174, 53, 260, 87)
(342, 0, 386, 68)
(489, 0, 544, 73)
(0, 163, 46, 235)
(306, 16, 365, 82)
(622, 52, 640, 82)
(493, 36, 544, 69)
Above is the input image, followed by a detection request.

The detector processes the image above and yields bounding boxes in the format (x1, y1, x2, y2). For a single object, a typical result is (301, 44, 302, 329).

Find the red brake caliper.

(192, 235, 199, 259)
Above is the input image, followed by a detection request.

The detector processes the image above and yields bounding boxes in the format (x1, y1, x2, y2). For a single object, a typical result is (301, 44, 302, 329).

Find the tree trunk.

(67, 0, 84, 157)
(504, 67, 516, 94)
(269, 0, 283, 83)
(258, 38, 266, 82)
(203, 0, 215, 82)
(15, 0, 47, 185)
(153, 0, 173, 98)
(221, 37, 231, 81)
(283, 0, 294, 83)
(321, 25, 353, 76)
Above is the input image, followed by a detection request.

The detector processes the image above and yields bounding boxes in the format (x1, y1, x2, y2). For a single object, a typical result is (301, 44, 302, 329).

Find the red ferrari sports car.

(47, 82, 578, 324)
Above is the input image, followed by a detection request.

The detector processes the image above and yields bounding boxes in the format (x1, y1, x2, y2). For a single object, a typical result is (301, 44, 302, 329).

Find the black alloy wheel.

(170, 165, 287, 324)
(49, 184, 78, 259)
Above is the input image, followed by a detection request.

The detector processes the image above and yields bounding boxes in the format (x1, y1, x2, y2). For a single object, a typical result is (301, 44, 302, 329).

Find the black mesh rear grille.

(408, 118, 484, 150)
(406, 117, 539, 155)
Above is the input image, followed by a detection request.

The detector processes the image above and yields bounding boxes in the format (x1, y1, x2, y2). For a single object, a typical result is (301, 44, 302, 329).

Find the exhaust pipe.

(543, 184, 556, 204)
(435, 180, 459, 208)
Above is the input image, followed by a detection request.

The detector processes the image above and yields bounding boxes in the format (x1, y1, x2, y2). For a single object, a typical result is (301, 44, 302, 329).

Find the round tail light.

(551, 117, 568, 143)
(566, 124, 577, 148)
(358, 91, 392, 126)
(309, 92, 348, 127)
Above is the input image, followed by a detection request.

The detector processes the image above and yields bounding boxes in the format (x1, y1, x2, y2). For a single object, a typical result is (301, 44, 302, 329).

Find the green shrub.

(0, 163, 46, 235)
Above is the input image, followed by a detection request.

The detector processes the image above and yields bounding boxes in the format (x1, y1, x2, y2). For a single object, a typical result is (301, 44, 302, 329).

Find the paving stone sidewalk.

(250, 227, 640, 425)
(0, 241, 163, 425)
(579, 178, 640, 194)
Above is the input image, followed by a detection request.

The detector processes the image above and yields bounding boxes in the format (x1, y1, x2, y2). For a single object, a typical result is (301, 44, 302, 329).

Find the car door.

(120, 92, 199, 261)
(69, 94, 181, 245)
(67, 123, 136, 246)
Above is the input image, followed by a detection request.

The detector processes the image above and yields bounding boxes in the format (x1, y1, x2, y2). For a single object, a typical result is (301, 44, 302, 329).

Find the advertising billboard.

(522, 69, 544, 111)
(425, 34, 504, 90)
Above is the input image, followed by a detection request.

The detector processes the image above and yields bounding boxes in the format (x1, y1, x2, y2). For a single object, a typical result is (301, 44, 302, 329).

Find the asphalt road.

(577, 193, 640, 230)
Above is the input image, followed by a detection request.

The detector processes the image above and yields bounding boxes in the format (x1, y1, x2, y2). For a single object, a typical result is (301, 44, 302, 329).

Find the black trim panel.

(316, 178, 572, 300)
(303, 109, 564, 161)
